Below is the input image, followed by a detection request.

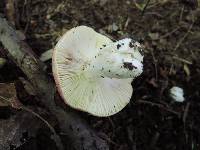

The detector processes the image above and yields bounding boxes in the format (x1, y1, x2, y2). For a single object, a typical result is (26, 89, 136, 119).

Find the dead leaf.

(5, 0, 15, 26)
(19, 77, 37, 96)
(183, 64, 190, 76)
(16, 30, 26, 41)
(0, 109, 44, 149)
(0, 58, 6, 69)
(0, 83, 22, 109)
(149, 32, 159, 40)
(134, 0, 149, 11)
(99, 0, 108, 6)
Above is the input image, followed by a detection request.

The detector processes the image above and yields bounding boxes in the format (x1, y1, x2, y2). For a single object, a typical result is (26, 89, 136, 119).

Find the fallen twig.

(183, 102, 190, 124)
(137, 99, 181, 116)
(142, 0, 151, 16)
(174, 20, 194, 51)
(172, 56, 192, 65)
(0, 17, 109, 150)
(0, 95, 63, 150)
(160, 27, 180, 39)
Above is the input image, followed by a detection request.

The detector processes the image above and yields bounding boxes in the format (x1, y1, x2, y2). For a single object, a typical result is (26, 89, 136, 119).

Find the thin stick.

(137, 99, 181, 116)
(160, 27, 180, 39)
(150, 49, 158, 80)
(179, 6, 184, 23)
(172, 56, 192, 65)
(142, 0, 151, 16)
(174, 22, 194, 51)
(0, 95, 64, 150)
(183, 102, 190, 124)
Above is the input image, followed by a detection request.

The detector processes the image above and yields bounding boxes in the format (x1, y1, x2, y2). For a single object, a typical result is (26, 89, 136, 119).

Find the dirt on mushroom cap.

(52, 26, 143, 117)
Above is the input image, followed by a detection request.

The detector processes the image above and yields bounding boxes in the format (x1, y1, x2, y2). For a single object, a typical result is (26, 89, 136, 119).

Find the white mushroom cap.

(52, 26, 144, 117)
(170, 86, 185, 102)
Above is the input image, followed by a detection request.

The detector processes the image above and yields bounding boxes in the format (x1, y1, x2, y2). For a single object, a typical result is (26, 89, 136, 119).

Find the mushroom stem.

(85, 38, 143, 79)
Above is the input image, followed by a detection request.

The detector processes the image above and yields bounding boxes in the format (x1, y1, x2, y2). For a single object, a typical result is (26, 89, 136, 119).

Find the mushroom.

(52, 26, 144, 117)
(170, 86, 185, 102)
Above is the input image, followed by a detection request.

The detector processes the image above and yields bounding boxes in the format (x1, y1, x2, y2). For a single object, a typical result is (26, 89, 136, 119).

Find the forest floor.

(0, 0, 200, 150)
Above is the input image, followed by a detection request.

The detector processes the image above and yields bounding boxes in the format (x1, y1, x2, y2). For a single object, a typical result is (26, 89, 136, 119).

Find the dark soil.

(0, 0, 200, 150)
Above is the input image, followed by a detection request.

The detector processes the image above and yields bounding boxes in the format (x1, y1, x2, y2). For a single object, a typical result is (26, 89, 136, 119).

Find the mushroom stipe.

(52, 26, 144, 117)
